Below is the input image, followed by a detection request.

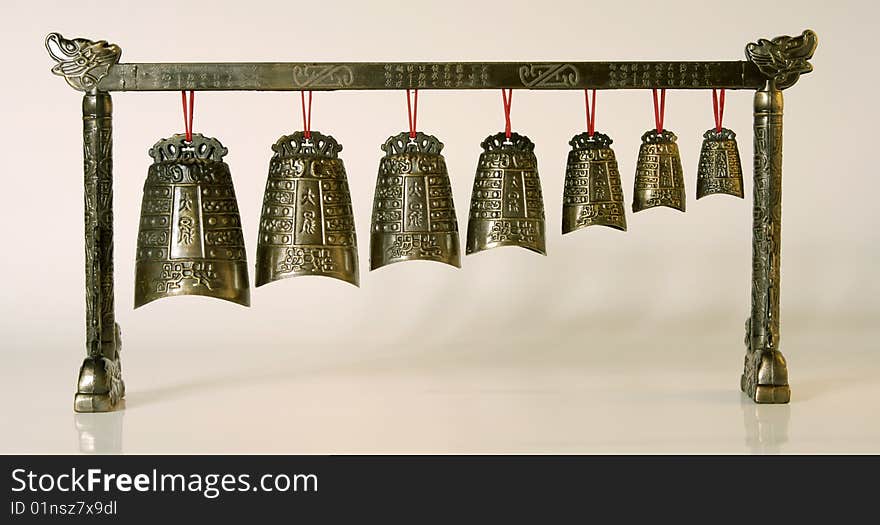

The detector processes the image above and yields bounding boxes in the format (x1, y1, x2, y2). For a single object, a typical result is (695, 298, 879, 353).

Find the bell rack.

(45, 30, 819, 412)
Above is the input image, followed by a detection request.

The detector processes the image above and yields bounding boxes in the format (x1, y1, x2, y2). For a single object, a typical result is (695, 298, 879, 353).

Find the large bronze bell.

(562, 131, 627, 233)
(466, 132, 546, 255)
(256, 131, 359, 286)
(632, 129, 686, 213)
(696, 127, 744, 199)
(370, 131, 460, 270)
(135, 133, 250, 307)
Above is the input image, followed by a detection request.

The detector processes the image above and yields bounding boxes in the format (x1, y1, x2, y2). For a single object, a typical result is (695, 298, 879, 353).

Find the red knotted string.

(406, 89, 419, 139)
(712, 88, 725, 133)
(301, 90, 313, 139)
(652, 88, 666, 133)
(584, 89, 597, 136)
(180, 90, 194, 141)
(501, 88, 513, 139)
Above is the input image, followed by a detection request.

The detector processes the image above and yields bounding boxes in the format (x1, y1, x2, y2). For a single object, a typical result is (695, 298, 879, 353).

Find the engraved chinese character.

(407, 202, 424, 228)
(178, 217, 194, 245)
(301, 187, 317, 206)
(301, 210, 317, 234)
(179, 193, 192, 212)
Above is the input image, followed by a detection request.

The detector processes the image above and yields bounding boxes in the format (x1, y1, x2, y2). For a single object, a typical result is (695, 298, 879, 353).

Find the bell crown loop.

(703, 127, 737, 141)
(641, 129, 678, 144)
(481, 132, 534, 153)
(569, 131, 613, 150)
(381, 131, 444, 156)
(272, 130, 342, 159)
(148, 133, 228, 163)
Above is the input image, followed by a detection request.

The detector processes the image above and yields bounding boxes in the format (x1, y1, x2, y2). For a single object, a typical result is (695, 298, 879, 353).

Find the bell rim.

(133, 290, 251, 309)
(465, 241, 547, 257)
(631, 202, 686, 214)
(695, 189, 745, 200)
(255, 271, 360, 289)
(562, 221, 627, 234)
(369, 254, 462, 272)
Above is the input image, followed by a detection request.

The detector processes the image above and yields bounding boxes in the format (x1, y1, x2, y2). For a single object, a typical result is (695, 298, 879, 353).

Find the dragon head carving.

(46, 32, 121, 91)
(746, 29, 818, 90)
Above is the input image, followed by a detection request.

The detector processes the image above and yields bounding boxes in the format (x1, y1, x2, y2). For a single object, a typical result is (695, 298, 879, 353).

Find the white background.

(1, 0, 877, 453)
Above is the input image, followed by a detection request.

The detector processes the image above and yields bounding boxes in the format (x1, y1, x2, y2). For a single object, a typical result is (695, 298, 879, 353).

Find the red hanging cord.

(584, 89, 597, 136)
(301, 90, 313, 139)
(406, 89, 419, 139)
(501, 88, 513, 139)
(180, 90, 194, 141)
(652, 88, 666, 133)
(712, 88, 725, 132)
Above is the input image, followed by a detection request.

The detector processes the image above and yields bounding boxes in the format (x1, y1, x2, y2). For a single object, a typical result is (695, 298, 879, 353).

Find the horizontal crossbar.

(97, 61, 766, 91)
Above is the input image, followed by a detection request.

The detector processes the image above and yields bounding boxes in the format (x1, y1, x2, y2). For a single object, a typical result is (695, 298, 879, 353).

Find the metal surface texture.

(74, 92, 125, 413)
(562, 132, 627, 233)
(256, 131, 359, 286)
(742, 87, 790, 404)
(740, 29, 817, 404)
(45, 30, 817, 410)
(135, 133, 250, 308)
(696, 128, 744, 199)
(93, 61, 767, 92)
(370, 132, 460, 270)
(632, 129, 686, 213)
(466, 132, 546, 255)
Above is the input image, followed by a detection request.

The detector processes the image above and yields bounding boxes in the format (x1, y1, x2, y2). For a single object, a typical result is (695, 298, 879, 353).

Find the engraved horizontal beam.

(96, 62, 766, 92)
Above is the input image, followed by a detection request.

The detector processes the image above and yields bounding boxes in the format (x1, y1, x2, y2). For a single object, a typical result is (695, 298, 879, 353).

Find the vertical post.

(742, 30, 817, 403)
(74, 91, 125, 412)
(742, 85, 790, 403)
(45, 33, 126, 412)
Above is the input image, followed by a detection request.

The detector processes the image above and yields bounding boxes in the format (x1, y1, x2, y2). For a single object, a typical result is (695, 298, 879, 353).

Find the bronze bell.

(466, 132, 546, 255)
(632, 129, 686, 213)
(562, 131, 627, 233)
(370, 131, 460, 270)
(696, 127, 744, 199)
(256, 131, 359, 286)
(135, 133, 250, 307)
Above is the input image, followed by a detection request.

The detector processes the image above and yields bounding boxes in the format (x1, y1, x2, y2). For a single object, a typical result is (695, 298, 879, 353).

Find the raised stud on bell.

(632, 129, 686, 213)
(466, 132, 546, 255)
(135, 133, 250, 308)
(562, 131, 627, 233)
(696, 127, 744, 199)
(256, 131, 359, 287)
(370, 131, 460, 270)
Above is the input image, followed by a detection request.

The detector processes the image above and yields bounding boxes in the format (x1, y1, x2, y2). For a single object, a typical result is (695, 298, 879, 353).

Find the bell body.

(370, 132, 460, 270)
(696, 127, 744, 199)
(562, 132, 627, 233)
(256, 131, 359, 287)
(135, 133, 250, 308)
(632, 129, 686, 213)
(466, 132, 546, 255)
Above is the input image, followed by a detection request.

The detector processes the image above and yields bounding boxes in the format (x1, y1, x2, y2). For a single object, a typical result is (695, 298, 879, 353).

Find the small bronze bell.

(135, 133, 250, 307)
(256, 131, 359, 286)
(562, 131, 627, 233)
(370, 131, 460, 270)
(466, 132, 546, 255)
(696, 127, 744, 199)
(632, 129, 686, 213)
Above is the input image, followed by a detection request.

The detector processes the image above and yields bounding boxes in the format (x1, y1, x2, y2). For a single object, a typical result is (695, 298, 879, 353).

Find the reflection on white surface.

(741, 397, 791, 454)
(74, 406, 124, 454)
(4, 327, 875, 453)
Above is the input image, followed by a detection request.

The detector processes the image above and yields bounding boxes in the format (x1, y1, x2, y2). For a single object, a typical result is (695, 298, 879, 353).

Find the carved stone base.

(741, 350, 790, 404)
(74, 356, 125, 413)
